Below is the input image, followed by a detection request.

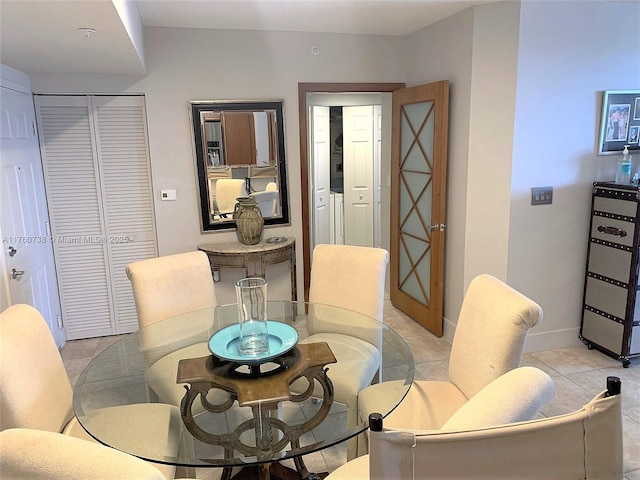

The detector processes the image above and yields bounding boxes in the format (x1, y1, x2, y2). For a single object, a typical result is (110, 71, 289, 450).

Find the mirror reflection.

(190, 100, 289, 231)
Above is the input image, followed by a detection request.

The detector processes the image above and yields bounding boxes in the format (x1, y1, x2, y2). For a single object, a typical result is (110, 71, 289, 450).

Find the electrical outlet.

(531, 186, 553, 205)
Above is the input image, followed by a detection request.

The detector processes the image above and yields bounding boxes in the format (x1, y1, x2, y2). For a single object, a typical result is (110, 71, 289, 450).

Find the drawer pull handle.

(597, 225, 627, 237)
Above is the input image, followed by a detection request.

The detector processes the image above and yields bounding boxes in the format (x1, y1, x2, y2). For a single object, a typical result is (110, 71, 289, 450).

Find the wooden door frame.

(298, 82, 404, 301)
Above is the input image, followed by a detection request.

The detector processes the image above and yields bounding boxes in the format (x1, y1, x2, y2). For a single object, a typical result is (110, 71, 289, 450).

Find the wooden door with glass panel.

(390, 81, 449, 337)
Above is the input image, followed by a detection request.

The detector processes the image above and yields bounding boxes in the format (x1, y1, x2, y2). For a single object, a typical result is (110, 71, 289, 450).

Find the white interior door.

(343, 105, 374, 247)
(311, 105, 331, 250)
(0, 77, 64, 347)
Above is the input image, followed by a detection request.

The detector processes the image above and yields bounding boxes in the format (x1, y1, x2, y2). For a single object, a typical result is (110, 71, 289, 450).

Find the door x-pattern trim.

(397, 101, 435, 305)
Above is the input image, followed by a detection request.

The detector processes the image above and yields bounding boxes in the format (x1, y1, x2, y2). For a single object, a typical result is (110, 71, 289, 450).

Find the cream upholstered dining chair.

(126, 251, 216, 329)
(309, 244, 389, 323)
(298, 244, 389, 460)
(250, 189, 278, 217)
(215, 178, 245, 217)
(0, 428, 168, 480)
(358, 274, 543, 437)
(327, 375, 622, 480)
(266, 181, 279, 216)
(126, 251, 218, 411)
(0, 304, 182, 480)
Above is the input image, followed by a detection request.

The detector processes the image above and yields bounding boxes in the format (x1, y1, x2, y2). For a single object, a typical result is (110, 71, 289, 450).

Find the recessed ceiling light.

(78, 28, 97, 38)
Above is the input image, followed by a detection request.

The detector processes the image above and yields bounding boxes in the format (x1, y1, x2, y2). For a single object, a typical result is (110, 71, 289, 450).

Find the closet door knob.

(11, 268, 25, 280)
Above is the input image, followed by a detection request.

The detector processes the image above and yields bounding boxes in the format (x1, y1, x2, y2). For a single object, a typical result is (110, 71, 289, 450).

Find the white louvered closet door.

(35, 95, 157, 339)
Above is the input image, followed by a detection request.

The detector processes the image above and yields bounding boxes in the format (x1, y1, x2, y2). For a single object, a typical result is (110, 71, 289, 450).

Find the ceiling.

(0, 0, 490, 75)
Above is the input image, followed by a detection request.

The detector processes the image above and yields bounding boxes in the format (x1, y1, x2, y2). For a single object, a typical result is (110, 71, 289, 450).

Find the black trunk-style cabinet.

(581, 182, 640, 367)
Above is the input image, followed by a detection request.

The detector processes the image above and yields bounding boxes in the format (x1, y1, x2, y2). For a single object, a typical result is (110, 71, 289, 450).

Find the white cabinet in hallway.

(35, 95, 157, 339)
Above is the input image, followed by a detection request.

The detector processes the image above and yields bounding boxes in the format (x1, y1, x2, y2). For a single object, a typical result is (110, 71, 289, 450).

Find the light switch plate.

(531, 186, 553, 205)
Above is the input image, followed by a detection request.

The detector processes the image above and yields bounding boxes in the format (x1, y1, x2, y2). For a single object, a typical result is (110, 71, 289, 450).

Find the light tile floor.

(61, 300, 640, 479)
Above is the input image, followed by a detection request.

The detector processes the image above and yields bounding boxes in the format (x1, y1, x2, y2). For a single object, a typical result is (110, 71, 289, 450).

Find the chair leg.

(355, 430, 368, 458)
(175, 465, 197, 478)
(345, 407, 359, 461)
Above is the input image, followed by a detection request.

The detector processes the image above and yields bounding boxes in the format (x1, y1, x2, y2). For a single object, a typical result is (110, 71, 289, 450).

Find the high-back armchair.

(359, 274, 543, 433)
(327, 376, 622, 480)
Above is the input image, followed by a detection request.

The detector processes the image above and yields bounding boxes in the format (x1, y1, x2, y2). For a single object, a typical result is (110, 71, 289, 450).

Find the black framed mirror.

(190, 100, 290, 232)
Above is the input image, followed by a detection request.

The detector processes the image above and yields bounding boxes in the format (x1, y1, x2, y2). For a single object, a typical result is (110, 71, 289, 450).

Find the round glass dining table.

(73, 301, 414, 475)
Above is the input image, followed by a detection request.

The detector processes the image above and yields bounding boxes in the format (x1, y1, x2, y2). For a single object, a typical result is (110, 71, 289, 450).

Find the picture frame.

(598, 90, 640, 155)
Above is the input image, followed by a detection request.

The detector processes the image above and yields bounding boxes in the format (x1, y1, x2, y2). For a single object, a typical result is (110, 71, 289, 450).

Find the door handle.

(428, 224, 447, 232)
(11, 268, 25, 280)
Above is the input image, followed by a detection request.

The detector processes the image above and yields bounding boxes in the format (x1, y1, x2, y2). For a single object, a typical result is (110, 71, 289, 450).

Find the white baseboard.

(442, 316, 584, 353)
(524, 327, 584, 353)
(442, 316, 456, 343)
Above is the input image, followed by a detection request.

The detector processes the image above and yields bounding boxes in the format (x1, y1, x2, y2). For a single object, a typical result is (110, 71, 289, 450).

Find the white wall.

(30, 28, 406, 303)
(509, 0, 640, 351)
(465, 2, 520, 285)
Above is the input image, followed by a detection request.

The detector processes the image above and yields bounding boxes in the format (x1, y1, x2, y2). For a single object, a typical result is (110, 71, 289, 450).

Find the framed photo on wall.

(598, 90, 640, 155)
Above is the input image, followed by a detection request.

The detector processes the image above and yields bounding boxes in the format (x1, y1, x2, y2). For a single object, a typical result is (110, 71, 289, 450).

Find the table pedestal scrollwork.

(177, 342, 336, 480)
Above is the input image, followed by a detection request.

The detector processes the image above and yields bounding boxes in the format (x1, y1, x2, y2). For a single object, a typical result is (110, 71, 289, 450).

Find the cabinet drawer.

(582, 309, 623, 355)
(587, 243, 632, 283)
(593, 195, 638, 218)
(590, 217, 635, 247)
(584, 277, 627, 319)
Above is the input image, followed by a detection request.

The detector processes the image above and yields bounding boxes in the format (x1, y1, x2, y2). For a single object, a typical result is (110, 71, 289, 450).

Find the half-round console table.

(198, 238, 297, 301)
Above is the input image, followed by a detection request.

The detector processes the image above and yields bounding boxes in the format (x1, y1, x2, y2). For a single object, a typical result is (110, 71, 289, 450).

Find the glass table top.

(72, 301, 414, 468)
